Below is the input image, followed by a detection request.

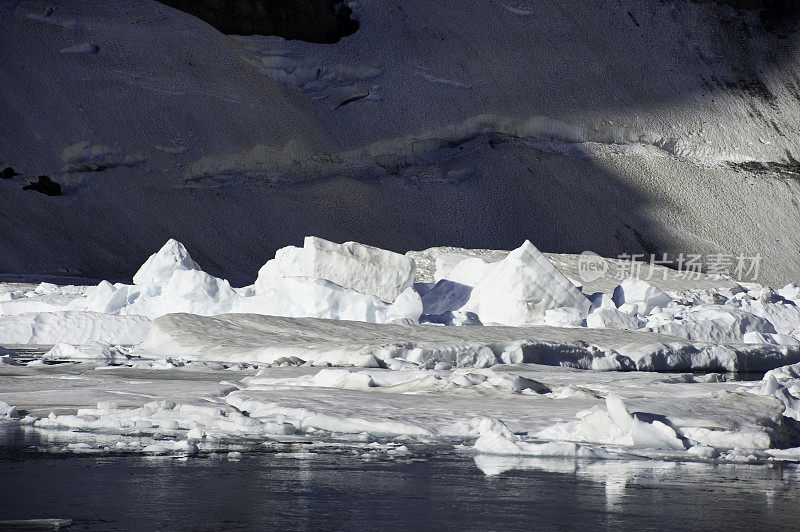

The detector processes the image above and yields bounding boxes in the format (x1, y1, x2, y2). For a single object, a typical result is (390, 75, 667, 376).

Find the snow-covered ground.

(3, 236, 800, 473)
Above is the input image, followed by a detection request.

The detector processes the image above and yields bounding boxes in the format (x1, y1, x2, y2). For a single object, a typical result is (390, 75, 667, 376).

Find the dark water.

(1, 428, 800, 531)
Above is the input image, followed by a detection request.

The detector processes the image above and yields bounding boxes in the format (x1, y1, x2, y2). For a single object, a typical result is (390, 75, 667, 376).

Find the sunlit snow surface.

(3, 237, 800, 475)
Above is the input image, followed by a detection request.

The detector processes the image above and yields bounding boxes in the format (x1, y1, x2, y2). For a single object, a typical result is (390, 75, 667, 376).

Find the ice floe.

(136, 312, 800, 372)
(4, 237, 799, 360)
(3, 236, 800, 465)
(0, 311, 150, 345)
(537, 394, 686, 450)
(473, 432, 596, 458)
(0, 356, 796, 464)
(43, 342, 129, 363)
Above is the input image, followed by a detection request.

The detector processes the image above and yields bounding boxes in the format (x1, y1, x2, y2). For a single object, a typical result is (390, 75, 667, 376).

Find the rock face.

(156, 0, 358, 43)
(463, 241, 592, 326)
(255, 237, 416, 303)
(0, 167, 18, 179)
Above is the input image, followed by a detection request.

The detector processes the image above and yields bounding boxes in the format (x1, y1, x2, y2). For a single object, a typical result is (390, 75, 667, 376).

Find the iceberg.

(463, 241, 591, 325)
(255, 236, 415, 303)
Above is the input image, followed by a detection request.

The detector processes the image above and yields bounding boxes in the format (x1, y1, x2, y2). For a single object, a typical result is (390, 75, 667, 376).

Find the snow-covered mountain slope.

(1, 0, 799, 284)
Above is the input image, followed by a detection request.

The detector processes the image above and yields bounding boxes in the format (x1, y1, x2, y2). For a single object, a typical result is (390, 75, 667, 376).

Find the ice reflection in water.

(2, 426, 800, 530)
(473, 453, 800, 519)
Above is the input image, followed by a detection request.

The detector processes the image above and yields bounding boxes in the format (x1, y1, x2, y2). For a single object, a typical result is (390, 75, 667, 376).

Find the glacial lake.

(1, 426, 800, 530)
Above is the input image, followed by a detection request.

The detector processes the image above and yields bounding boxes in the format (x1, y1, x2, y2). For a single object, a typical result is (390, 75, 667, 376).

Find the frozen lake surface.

(1, 426, 799, 531)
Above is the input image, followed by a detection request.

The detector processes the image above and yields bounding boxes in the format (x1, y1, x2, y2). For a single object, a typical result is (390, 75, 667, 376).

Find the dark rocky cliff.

(156, 0, 358, 42)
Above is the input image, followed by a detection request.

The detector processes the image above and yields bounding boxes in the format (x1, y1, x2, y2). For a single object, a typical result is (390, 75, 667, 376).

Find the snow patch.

(61, 141, 145, 172)
(59, 42, 99, 54)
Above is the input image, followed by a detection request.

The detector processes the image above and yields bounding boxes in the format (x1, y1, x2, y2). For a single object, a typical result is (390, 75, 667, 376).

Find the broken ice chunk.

(255, 236, 415, 303)
(463, 241, 591, 325)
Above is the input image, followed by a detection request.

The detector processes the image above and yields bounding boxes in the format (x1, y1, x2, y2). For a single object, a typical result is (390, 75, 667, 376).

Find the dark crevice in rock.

(22, 175, 62, 196)
(156, 0, 358, 43)
(333, 93, 368, 109)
